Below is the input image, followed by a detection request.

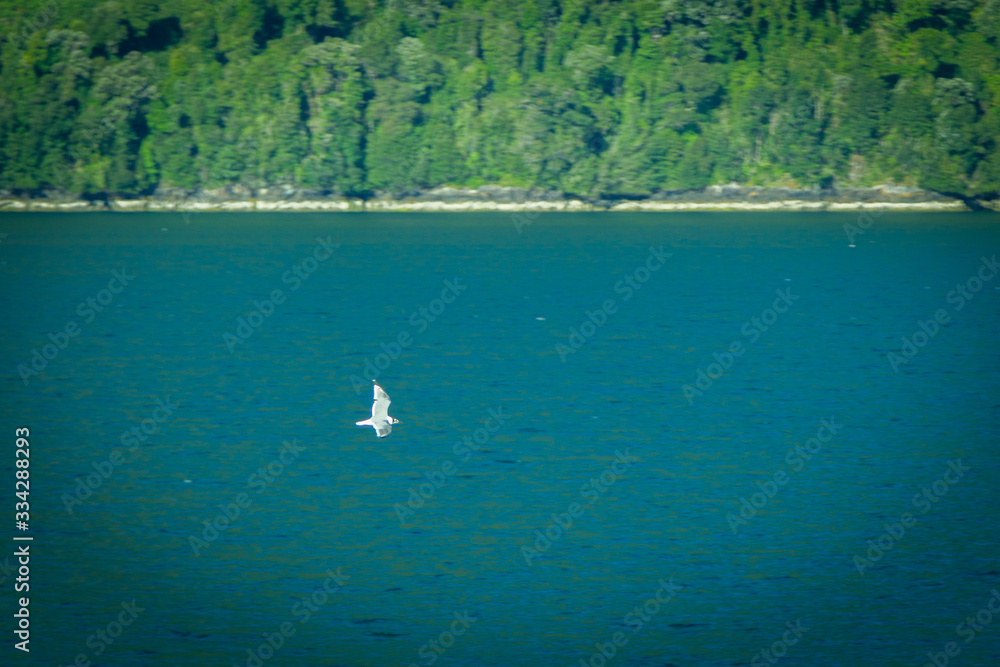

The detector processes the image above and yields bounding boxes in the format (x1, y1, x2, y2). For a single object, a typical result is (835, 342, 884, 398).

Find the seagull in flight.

(356, 381, 400, 438)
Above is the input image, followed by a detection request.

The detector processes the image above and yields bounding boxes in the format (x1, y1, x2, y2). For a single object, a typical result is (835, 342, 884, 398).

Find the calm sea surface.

(1, 212, 998, 667)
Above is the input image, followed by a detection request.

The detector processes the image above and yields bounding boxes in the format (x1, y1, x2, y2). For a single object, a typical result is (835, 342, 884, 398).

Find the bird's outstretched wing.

(374, 422, 392, 438)
(372, 382, 392, 422)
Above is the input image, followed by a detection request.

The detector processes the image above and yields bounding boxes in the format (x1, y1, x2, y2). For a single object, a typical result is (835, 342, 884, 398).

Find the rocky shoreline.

(1, 184, 995, 213)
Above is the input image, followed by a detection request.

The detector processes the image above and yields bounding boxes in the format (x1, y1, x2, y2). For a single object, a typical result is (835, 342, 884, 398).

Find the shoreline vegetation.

(2, 2, 999, 211)
(0, 184, 990, 213)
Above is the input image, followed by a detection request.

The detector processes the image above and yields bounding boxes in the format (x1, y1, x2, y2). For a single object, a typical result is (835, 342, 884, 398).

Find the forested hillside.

(1, 0, 999, 199)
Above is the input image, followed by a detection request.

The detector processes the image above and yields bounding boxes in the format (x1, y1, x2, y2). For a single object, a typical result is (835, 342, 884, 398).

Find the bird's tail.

(356, 419, 374, 426)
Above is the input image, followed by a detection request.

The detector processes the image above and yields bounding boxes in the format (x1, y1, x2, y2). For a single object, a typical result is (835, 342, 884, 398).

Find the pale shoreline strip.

(0, 199, 977, 212)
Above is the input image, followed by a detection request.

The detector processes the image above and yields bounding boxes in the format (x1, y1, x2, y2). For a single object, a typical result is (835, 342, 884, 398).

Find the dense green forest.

(1, 0, 999, 199)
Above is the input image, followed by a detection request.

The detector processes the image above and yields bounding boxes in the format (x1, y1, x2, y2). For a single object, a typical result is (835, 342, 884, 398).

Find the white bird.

(356, 381, 400, 438)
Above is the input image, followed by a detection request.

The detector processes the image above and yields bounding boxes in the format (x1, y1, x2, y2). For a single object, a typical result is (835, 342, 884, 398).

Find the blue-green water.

(1, 212, 998, 667)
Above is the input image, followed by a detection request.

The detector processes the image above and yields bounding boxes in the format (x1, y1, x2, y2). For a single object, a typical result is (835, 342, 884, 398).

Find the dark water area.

(1, 212, 998, 667)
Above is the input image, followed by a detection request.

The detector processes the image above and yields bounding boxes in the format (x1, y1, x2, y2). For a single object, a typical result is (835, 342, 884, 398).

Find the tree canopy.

(1, 0, 998, 198)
